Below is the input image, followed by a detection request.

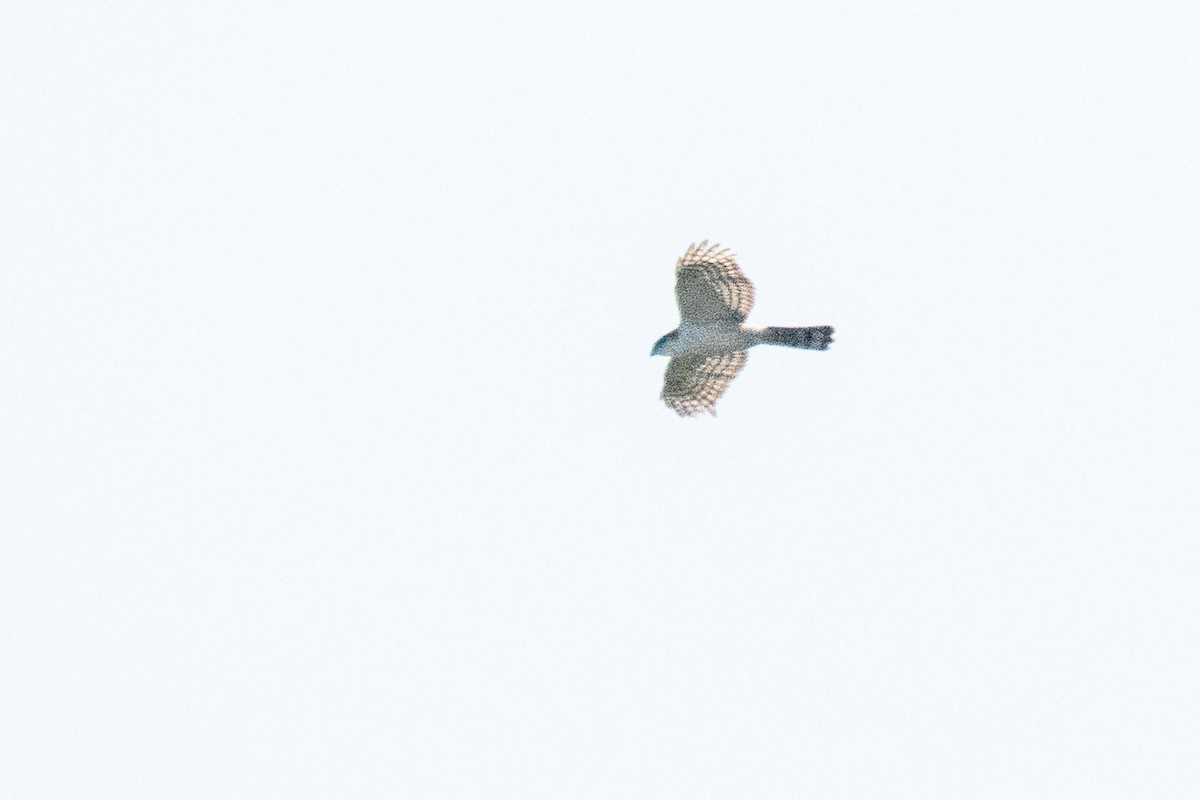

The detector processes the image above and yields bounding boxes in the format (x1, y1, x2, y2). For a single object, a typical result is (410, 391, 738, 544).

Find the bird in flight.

(651, 241, 834, 416)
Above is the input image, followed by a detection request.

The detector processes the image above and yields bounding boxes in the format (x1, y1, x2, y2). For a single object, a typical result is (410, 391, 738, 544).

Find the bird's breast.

(673, 322, 753, 356)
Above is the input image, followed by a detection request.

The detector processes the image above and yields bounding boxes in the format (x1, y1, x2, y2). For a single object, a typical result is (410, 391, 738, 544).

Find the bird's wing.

(661, 351, 749, 416)
(675, 240, 755, 323)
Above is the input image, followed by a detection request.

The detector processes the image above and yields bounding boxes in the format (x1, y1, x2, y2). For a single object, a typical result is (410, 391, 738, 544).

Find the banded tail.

(761, 326, 834, 350)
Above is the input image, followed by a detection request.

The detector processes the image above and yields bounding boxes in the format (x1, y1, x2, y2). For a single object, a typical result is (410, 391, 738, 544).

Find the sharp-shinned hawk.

(651, 241, 834, 416)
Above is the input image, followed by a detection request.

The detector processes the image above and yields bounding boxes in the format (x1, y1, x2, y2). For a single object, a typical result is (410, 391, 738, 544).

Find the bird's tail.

(760, 326, 834, 350)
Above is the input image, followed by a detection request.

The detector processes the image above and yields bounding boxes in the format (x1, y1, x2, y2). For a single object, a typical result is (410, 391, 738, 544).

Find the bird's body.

(662, 321, 759, 357)
(651, 241, 834, 416)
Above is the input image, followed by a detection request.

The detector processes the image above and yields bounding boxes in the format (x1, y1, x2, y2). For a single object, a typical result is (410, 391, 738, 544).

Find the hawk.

(651, 241, 834, 416)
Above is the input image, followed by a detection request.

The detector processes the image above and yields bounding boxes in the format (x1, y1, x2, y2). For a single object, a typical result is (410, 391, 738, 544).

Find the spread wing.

(661, 351, 749, 417)
(675, 240, 755, 323)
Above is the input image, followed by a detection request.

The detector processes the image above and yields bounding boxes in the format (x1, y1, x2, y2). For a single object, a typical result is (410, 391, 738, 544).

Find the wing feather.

(661, 351, 749, 417)
(675, 240, 755, 323)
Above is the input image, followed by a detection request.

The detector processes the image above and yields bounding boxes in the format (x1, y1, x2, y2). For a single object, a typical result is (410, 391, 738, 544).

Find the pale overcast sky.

(3, 2, 1199, 797)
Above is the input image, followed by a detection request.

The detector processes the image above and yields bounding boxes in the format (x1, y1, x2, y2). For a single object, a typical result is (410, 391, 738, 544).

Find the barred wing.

(661, 351, 749, 417)
(675, 240, 755, 323)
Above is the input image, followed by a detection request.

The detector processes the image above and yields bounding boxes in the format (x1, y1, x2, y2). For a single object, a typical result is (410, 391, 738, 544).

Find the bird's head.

(650, 331, 676, 357)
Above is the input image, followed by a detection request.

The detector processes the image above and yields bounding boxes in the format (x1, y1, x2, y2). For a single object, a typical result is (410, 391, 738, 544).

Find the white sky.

(3, 2, 1199, 797)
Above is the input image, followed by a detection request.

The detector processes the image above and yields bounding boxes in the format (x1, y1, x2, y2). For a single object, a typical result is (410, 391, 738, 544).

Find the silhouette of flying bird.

(651, 241, 834, 416)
